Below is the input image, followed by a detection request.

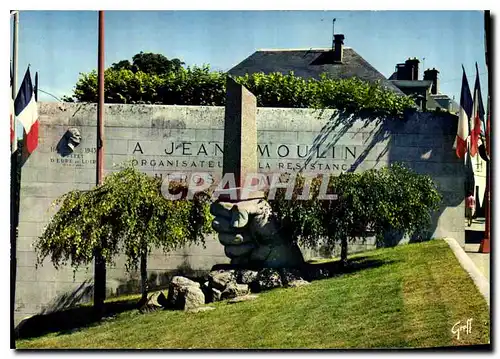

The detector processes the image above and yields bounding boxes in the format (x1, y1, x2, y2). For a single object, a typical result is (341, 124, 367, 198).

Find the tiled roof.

(228, 48, 405, 95)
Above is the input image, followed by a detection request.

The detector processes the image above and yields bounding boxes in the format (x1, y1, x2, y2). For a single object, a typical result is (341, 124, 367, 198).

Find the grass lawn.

(16, 239, 490, 349)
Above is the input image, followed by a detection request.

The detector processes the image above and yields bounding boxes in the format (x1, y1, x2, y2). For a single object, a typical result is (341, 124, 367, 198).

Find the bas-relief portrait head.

(56, 128, 81, 156)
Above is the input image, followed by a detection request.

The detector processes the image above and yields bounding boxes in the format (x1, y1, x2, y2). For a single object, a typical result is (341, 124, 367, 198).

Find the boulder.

(166, 276, 204, 310)
(209, 270, 236, 291)
(279, 268, 304, 285)
(138, 291, 167, 313)
(221, 283, 249, 300)
(200, 281, 212, 303)
(153, 291, 169, 308)
(252, 268, 283, 292)
(169, 276, 200, 289)
(181, 286, 205, 311)
(236, 269, 259, 284)
(211, 287, 222, 302)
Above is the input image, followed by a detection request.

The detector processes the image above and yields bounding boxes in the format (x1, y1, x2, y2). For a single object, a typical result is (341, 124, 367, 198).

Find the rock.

(209, 270, 236, 291)
(236, 269, 259, 284)
(187, 306, 215, 313)
(137, 291, 167, 310)
(211, 287, 222, 302)
(252, 268, 283, 292)
(200, 281, 212, 303)
(167, 276, 204, 310)
(182, 286, 206, 311)
(138, 292, 165, 313)
(288, 279, 311, 288)
(221, 283, 249, 300)
(227, 294, 259, 304)
(279, 268, 304, 285)
(170, 276, 200, 288)
(152, 291, 169, 308)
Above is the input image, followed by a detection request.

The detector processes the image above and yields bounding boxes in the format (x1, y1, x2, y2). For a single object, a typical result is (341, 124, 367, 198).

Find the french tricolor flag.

(453, 66, 473, 159)
(14, 67, 39, 156)
(470, 63, 485, 158)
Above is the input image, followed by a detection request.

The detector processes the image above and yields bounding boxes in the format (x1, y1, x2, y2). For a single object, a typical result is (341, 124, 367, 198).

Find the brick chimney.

(424, 68, 440, 94)
(333, 34, 345, 62)
(405, 57, 420, 80)
(396, 63, 406, 80)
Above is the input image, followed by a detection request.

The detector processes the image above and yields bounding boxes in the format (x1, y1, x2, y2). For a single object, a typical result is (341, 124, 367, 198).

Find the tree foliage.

(35, 166, 213, 275)
(72, 66, 226, 106)
(268, 163, 442, 265)
(238, 72, 416, 118)
(111, 52, 185, 75)
(67, 63, 416, 118)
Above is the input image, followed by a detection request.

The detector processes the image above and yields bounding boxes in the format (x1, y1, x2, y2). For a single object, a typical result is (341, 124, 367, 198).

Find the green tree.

(110, 53, 185, 75)
(132, 52, 184, 75)
(268, 164, 442, 266)
(35, 166, 212, 312)
(111, 60, 133, 72)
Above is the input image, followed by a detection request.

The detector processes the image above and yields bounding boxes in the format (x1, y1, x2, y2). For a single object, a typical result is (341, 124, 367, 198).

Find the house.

(228, 35, 485, 215)
(390, 58, 487, 211)
(228, 34, 405, 95)
(388, 58, 460, 114)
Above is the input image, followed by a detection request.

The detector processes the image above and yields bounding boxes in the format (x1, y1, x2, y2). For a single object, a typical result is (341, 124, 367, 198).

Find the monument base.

(217, 188, 266, 202)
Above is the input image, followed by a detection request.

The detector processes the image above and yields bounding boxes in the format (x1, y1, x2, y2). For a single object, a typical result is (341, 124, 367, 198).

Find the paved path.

(465, 217, 486, 232)
(466, 252, 490, 281)
(444, 238, 490, 307)
(462, 216, 489, 280)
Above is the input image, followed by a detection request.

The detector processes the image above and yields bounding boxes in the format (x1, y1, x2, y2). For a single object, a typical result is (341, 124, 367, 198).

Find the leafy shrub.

(67, 67, 416, 118)
(35, 165, 213, 300)
(267, 163, 442, 265)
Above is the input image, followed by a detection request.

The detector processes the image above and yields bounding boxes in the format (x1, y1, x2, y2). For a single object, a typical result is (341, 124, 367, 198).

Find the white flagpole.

(10, 10, 20, 349)
(12, 11, 19, 153)
(10, 11, 20, 349)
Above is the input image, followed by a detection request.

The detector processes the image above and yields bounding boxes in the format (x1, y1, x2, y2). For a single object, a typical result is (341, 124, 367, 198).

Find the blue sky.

(10, 10, 488, 103)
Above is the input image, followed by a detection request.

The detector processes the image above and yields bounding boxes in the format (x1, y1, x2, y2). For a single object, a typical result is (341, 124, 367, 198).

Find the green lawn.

(16, 240, 490, 349)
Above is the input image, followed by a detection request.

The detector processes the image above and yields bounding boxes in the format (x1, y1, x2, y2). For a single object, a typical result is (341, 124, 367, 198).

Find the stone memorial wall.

(15, 102, 464, 325)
